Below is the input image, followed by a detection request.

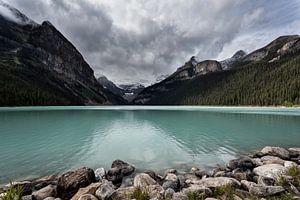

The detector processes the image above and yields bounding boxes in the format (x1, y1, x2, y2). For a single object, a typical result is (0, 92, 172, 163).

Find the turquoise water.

(0, 106, 300, 183)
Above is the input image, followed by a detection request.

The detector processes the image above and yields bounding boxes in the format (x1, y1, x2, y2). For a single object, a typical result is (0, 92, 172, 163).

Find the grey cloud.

(7, 0, 300, 85)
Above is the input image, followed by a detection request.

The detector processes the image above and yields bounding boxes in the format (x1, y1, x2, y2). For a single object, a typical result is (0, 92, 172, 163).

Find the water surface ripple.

(0, 106, 299, 183)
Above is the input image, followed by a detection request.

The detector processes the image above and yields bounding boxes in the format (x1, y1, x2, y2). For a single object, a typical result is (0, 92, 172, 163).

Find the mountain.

(0, 1, 125, 106)
(133, 35, 300, 106)
(97, 75, 145, 102)
(97, 75, 124, 97)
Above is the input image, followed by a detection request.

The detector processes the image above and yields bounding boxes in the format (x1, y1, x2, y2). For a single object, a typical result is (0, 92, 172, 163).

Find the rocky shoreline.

(1, 146, 300, 200)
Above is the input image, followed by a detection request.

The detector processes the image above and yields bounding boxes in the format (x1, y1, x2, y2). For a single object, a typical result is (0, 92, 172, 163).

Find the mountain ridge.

(0, 3, 125, 106)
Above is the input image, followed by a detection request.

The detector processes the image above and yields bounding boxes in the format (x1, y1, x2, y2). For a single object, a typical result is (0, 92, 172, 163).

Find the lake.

(0, 106, 300, 184)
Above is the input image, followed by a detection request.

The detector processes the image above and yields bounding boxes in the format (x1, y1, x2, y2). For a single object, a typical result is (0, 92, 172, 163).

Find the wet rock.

(31, 175, 58, 191)
(214, 171, 226, 177)
(134, 173, 157, 187)
(57, 167, 95, 199)
(94, 168, 106, 182)
(111, 159, 135, 176)
(162, 173, 180, 191)
(253, 164, 287, 178)
(106, 168, 123, 185)
(95, 181, 115, 200)
(190, 177, 241, 188)
(78, 194, 98, 200)
(71, 182, 102, 200)
(32, 185, 57, 200)
(260, 146, 290, 159)
(227, 157, 254, 170)
(165, 169, 177, 175)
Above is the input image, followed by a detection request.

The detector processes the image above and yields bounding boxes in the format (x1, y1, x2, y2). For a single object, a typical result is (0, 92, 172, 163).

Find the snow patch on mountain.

(0, 0, 37, 26)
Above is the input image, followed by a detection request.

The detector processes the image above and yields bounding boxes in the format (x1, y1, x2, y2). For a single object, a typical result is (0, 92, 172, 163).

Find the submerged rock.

(57, 167, 95, 199)
(111, 159, 135, 176)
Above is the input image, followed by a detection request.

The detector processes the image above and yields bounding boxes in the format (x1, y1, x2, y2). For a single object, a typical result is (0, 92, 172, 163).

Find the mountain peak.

(232, 50, 247, 59)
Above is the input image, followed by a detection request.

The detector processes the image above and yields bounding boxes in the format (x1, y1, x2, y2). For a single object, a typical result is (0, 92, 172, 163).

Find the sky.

(3, 0, 300, 85)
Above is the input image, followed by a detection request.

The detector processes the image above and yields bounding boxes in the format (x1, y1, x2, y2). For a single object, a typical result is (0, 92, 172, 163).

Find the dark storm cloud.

(6, 0, 300, 84)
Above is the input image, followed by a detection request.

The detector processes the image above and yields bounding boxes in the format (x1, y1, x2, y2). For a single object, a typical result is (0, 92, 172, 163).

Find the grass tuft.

(2, 182, 24, 200)
(131, 187, 151, 200)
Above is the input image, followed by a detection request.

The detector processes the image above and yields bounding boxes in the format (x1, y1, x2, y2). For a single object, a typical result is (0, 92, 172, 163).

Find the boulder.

(165, 169, 177, 175)
(71, 182, 102, 200)
(134, 173, 157, 187)
(120, 177, 134, 188)
(57, 167, 95, 199)
(241, 180, 285, 197)
(106, 167, 123, 185)
(288, 147, 300, 157)
(111, 160, 135, 176)
(190, 177, 241, 188)
(257, 176, 276, 186)
(182, 185, 212, 197)
(144, 170, 163, 183)
(172, 192, 188, 200)
(284, 161, 298, 169)
(165, 188, 175, 199)
(260, 146, 290, 159)
(251, 158, 263, 167)
(227, 157, 254, 170)
(21, 195, 33, 200)
(32, 185, 57, 200)
(260, 156, 285, 165)
(78, 194, 98, 200)
(31, 175, 58, 191)
(162, 173, 180, 191)
(94, 168, 106, 182)
(95, 181, 115, 200)
(253, 164, 287, 178)
(110, 186, 135, 199)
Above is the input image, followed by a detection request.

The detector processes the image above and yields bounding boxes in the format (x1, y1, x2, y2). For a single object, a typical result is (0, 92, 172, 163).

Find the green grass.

(131, 187, 151, 200)
(1, 183, 24, 200)
(212, 184, 237, 200)
(187, 191, 205, 200)
(278, 166, 300, 192)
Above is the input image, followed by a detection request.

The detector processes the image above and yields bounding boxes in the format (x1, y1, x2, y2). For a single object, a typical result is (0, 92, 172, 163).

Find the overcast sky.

(5, 0, 300, 85)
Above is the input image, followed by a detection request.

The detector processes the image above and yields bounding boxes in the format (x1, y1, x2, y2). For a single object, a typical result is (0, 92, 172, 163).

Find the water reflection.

(0, 108, 299, 183)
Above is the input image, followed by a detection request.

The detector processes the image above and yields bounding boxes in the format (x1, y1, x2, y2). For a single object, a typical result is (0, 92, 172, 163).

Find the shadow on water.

(0, 108, 299, 183)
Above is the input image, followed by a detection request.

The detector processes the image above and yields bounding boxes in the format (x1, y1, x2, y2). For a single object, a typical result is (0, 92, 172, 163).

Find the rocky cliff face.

(133, 35, 300, 105)
(0, 2, 125, 106)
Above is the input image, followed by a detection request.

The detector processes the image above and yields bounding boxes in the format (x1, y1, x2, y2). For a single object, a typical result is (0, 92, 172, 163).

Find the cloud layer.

(6, 0, 300, 85)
